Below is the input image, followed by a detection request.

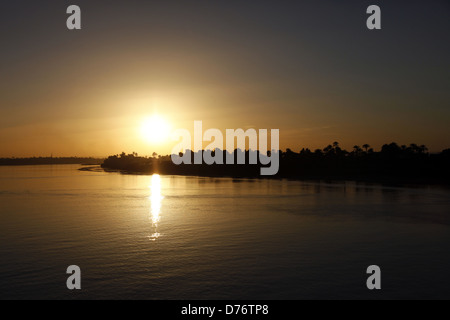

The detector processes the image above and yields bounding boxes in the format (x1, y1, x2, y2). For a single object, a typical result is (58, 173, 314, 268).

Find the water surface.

(1, 165, 449, 299)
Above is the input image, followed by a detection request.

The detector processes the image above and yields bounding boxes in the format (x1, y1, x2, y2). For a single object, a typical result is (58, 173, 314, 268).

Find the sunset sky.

(1, 0, 449, 157)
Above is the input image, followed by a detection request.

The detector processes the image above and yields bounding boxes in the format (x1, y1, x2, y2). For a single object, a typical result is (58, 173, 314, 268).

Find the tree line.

(0, 157, 104, 166)
(101, 142, 450, 184)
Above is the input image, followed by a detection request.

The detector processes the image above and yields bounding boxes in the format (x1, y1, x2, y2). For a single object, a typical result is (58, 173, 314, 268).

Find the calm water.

(0, 165, 449, 300)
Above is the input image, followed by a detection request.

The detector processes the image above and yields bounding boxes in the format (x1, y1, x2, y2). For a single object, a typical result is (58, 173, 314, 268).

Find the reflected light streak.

(149, 174, 163, 241)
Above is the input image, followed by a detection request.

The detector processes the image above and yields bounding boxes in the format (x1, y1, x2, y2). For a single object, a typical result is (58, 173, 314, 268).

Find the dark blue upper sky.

(0, 1, 449, 156)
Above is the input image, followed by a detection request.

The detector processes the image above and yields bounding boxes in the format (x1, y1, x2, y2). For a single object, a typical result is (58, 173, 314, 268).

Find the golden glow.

(140, 115, 171, 144)
(149, 174, 163, 240)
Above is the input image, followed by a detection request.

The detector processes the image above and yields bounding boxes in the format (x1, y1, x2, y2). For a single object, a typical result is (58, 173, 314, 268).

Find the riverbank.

(0, 157, 104, 166)
(81, 164, 450, 188)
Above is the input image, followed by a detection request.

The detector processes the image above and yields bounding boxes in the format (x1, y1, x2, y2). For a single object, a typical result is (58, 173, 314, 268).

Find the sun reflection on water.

(149, 174, 163, 241)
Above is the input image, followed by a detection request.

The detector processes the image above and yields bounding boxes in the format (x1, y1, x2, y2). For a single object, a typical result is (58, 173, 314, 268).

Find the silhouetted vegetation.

(101, 142, 450, 185)
(0, 157, 104, 166)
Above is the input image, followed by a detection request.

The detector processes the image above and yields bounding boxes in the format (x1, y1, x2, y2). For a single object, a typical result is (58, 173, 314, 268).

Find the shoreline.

(80, 165, 450, 189)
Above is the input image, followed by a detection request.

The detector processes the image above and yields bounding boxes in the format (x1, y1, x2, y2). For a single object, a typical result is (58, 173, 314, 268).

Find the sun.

(140, 115, 171, 144)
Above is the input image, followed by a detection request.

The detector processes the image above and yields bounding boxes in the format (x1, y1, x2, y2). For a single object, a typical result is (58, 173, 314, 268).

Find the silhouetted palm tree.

(323, 145, 333, 153)
(420, 145, 428, 154)
(353, 145, 363, 155)
(314, 149, 323, 156)
(410, 143, 420, 154)
(363, 144, 370, 152)
(300, 148, 312, 155)
(382, 143, 402, 155)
